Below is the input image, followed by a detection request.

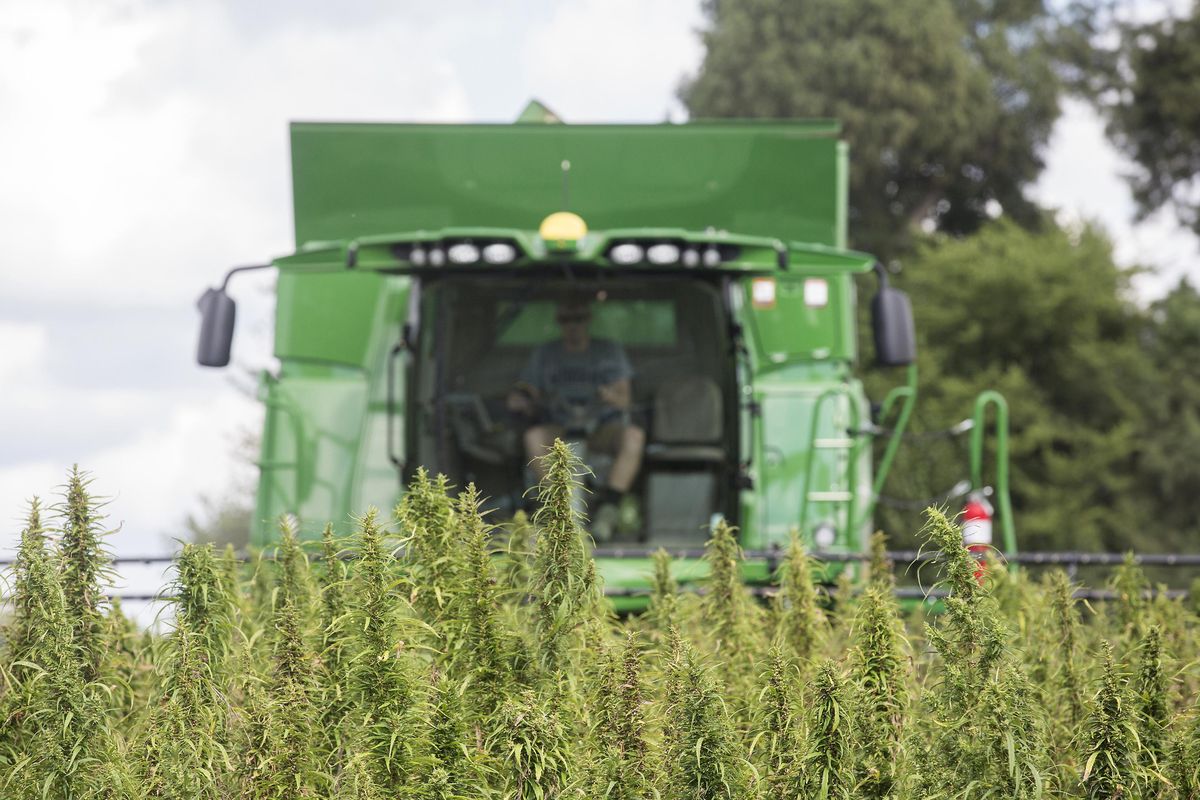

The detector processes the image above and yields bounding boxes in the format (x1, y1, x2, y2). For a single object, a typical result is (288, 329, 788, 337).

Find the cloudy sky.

(1, 0, 1197, 574)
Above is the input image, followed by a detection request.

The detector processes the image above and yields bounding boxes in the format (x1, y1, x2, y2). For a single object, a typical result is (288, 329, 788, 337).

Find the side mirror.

(196, 287, 236, 367)
(871, 266, 916, 367)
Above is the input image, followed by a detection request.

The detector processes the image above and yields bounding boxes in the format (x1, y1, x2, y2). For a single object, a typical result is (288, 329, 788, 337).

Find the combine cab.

(197, 104, 1015, 605)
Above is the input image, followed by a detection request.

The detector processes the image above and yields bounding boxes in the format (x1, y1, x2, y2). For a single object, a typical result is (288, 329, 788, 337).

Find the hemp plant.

(797, 660, 853, 800)
(347, 507, 425, 793)
(661, 632, 754, 800)
(490, 688, 574, 800)
(911, 507, 1047, 799)
(647, 548, 679, 635)
(398, 468, 461, 623)
(499, 510, 535, 600)
(316, 522, 353, 766)
(531, 440, 596, 677)
(1047, 569, 1086, 730)
(55, 465, 116, 681)
(1080, 641, 1141, 799)
(5, 531, 130, 799)
(849, 581, 907, 800)
(1135, 625, 1169, 773)
(3, 499, 48, 684)
(172, 542, 235, 682)
(586, 631, 654, 799)
(772, 530, 826, 663)
(240, 518, 323, 798)
(754, 646, 800, 796)
(452, 486, 514, 721)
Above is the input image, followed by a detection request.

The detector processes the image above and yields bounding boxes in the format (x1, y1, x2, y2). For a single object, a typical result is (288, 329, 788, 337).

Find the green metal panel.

(275, 271, 387, 368)
(743, 274, 858, 366)
(289, 121, 845, 248)
(254, 275, 412, 543)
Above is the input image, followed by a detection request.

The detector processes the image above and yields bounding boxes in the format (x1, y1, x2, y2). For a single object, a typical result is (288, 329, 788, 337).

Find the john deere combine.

(197, 103, 1014, 604)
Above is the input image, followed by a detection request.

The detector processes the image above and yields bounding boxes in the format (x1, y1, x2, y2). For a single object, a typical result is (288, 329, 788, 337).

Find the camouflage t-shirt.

(519, 339, 634, 428)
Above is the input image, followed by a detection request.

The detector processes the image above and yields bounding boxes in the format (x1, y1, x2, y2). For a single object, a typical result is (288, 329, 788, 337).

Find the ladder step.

(814, 438, 854, 448)
(807, 491, 853, 502)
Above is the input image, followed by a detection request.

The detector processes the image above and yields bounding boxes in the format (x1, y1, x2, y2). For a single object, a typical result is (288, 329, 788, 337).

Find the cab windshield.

(409, 273, 737, 545)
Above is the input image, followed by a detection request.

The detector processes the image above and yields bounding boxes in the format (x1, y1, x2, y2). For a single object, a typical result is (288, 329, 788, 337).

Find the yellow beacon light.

(539, 211, 587, 250)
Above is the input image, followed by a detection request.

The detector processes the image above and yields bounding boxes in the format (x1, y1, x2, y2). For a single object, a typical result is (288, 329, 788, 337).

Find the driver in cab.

(506, 297, 645, 535)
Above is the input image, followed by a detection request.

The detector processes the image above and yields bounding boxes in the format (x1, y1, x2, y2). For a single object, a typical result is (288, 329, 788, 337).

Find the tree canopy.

(1102, 6, 1200, 235)
(681, 0, 1071, 256)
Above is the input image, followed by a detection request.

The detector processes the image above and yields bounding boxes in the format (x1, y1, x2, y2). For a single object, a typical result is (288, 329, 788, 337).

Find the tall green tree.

(876, 219, 1154, 551)
(681, 0, 1073, 256)
(1135, 279, 1200, 551)
(1101, 5, 1200, 236)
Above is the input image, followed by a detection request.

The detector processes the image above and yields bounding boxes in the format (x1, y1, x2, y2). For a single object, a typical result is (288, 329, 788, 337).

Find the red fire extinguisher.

(962, 491, 993, 581)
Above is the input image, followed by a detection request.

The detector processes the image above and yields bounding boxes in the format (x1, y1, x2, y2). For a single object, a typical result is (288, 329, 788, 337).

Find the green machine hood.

(289, 120, 848, 249)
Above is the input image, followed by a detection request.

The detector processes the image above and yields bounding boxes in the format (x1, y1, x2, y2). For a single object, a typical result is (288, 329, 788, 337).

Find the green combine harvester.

(197, 102, 1015, 607)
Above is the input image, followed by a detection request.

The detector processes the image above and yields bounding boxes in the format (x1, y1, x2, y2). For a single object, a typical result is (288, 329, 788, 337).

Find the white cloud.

(0, 0, 473, 310)
(523, 0, 704, 122)
(0, 322, 49, 381)
(0, 386, 260, 557)
(1032, 99, 1199, 299)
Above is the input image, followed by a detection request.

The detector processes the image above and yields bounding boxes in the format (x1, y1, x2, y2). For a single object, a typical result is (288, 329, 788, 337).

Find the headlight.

(409, 246, 428, 267)
(428, 247, 446, 267)
(609, 243, 644, 265)
(682, 248, 700, 268)
(702, 246, 721, 268)
(482, 242, 517, 264)
(647, 243, 680, 265)
(814, 522, 836, 549)
(447, 243, 480, 264)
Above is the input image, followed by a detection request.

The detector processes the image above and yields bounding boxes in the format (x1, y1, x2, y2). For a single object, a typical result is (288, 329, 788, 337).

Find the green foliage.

(772, 531, 826, 662)
(586, 632, 654, 799)
(880, 221, 1155, 553)
(1100, 8, 1200, 236)
(531, 440, 596, 676)
(453, 486, 514, 720)
(4, 499, 48, 680)
(1135, 626, 1169, 772)
(647, 547, 678, 634)
(240, 518, 322, 798)
(849, 582, 907, 799)
(799, 661, 853, 800)
(662, 635, 754, 800)
(702, 520, 759, 660)
(491, 689, 574, 800)
(9, 468, 1200, 797)
(754, 646, 799, 796)
(913, 508, 1048, 798)
(56, 465, 115, 681)
(1081, 642, 1141, 799)
(347, 507, 424, 793)
(399, 468, 461, 624)
(4, 520, 132, 798)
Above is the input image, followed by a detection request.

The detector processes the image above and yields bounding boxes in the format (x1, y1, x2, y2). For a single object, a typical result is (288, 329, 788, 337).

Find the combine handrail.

(860, 362, 918, 526)
(798, 385, 862, 539)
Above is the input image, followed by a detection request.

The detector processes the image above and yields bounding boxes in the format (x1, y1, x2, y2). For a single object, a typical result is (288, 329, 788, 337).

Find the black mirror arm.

(873, 261, 889, 289)
(219, 263, 274, 292)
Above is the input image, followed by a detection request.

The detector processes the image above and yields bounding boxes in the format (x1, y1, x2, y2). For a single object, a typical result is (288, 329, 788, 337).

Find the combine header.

(197, 103, 1015, 605)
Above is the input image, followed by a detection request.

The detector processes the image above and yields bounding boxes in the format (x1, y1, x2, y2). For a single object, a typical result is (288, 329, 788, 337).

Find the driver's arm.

(509, 346, 545, 416)
(597, 378, 632, 410)
(507, 381, 541, 415)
